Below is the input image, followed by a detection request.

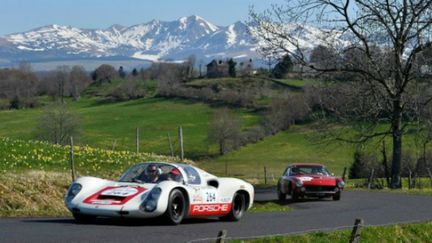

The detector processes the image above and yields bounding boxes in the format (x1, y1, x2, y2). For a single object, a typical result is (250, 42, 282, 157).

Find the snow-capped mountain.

(0, 15, 337, 68)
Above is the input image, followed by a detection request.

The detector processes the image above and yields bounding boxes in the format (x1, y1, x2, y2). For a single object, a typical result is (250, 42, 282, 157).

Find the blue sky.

(0, 0, 287, 36)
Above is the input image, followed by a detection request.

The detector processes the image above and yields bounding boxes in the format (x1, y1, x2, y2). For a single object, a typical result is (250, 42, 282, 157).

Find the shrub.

(349, 150, 384, 179)
(0, 98, 9, 110)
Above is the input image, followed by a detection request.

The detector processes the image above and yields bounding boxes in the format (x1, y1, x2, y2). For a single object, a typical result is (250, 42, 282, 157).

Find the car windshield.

(119, 163, 183, 184)
(290, 166, 331, 176)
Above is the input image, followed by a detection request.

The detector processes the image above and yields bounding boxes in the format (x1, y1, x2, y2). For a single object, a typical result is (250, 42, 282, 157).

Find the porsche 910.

(65, 162, 254, 224)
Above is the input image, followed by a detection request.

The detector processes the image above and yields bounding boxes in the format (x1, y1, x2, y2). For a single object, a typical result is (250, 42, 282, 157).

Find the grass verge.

(230, 221, 432, 242)
(0, 171, 70, 217)
(249, 201, 291, 213)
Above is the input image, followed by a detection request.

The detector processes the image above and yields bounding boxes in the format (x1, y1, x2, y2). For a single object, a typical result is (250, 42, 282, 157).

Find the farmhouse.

(206, 59, 229, 78)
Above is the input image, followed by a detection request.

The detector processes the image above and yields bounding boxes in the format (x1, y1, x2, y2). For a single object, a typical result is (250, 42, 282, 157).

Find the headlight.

(337, 181, 345, 188)
(295, 180, 303, 187)
(141, 187, 161, 212)
(66, 183, 82, 202)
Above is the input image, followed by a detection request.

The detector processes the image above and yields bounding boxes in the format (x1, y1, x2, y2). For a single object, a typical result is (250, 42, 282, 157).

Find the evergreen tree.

(118, 66, 126, 78)
(272, 55, 293, 79)
(227, 58, 237, 77)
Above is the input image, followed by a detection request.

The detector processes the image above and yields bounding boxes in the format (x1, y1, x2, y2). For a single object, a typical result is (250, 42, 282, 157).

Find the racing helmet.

(146, 164, 161, 176)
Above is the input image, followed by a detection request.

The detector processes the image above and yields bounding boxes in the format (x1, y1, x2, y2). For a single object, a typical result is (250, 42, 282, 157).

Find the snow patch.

(132, 52, 160, 61)
(17, 45, 44, 51)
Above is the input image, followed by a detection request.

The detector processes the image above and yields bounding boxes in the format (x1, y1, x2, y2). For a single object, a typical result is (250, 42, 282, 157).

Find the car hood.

(82, 182, 156, 206)
(296, 175, 337, 186)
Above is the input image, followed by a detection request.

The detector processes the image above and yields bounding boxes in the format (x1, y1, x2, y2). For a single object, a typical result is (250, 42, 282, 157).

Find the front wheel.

(277, 184, 286, 201)
(222, 192, 246, 221)
(164, 189, 186, 225)
(333, 192, 341, 201)
(291, 190, 299, 202)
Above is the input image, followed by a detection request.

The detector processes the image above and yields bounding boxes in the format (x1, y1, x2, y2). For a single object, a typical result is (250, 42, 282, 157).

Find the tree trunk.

(390, 99, 403, 188)
(382, 141, 390, 188)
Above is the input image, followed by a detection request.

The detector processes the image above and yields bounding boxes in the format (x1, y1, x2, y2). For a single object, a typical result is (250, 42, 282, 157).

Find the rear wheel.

(72, 213, 96, 224)
(277, 183, 286, 201)
(333, 192, 341, 201)
(222, 192, 246, 221)
(164, 189, 186, 225)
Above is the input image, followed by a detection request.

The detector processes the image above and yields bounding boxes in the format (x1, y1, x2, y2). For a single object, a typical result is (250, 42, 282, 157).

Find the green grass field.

(0, 97, 258, 159)
(199, 125, 354, 182)
(273, 78, 318, 88)
(0, 95, 427, 182)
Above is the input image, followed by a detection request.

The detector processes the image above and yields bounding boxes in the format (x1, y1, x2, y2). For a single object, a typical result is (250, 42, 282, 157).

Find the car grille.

(97, 195, 126, 200)
(305, 186, 336, 192)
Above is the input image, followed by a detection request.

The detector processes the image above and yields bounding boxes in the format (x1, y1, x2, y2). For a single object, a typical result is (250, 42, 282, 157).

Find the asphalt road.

(1, 189, 432, 243)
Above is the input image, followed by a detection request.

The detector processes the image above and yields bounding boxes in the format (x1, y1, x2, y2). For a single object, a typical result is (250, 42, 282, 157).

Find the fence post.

(408, 169, 412, 189)
(349, 218, 364, 243)
(427, 168, 432, 188)
(342, 167, 347, 181)
(367, 169, 375, 189)
(136, 127, 139, 154)
(69, 136, 76, 182)
(167, 133, 174, 157)
(178, 126, 184, 161)
(225, 161, 228, 176)
(264, 166, 267, 185)
(111, 139, 116, 151)
(216, 229, 227, 243)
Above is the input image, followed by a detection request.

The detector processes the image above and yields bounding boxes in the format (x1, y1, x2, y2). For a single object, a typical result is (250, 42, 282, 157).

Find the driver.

(145, 164, 161, 183)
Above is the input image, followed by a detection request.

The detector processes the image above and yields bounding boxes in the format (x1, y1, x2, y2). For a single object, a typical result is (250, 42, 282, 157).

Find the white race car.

(65, 162, 254, 224)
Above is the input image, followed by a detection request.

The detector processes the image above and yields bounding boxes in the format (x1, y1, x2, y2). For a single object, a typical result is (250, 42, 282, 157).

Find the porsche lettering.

(191, 204, 230, 213)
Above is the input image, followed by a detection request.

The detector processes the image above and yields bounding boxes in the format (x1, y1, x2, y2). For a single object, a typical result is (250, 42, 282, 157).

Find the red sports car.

(277, 163, 344, 201)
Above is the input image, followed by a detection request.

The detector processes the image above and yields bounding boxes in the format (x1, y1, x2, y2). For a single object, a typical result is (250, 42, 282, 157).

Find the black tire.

(72, 213, 96, 224)
(222, 192, 246, 221)
(291, 190, 299, 202)
(164, 189, 186, 225)
(333, 192, 341, 201)
(277, 183, 286, 201)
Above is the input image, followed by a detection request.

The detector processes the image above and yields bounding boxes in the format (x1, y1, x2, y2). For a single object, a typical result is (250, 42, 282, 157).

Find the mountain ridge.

(0, 15, 334, 69)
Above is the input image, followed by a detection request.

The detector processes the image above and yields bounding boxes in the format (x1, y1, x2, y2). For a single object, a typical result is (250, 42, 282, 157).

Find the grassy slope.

(0, 97, 258, 159)
(273, 78, 318, 88)
(199, 125, 354, 182)
(0, 93, 425, 182)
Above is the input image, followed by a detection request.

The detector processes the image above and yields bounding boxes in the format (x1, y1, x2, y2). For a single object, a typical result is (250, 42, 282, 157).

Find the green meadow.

(200, 125, 354, 180)
(0, 97, 258, 159)
(0, 96, 426, 182)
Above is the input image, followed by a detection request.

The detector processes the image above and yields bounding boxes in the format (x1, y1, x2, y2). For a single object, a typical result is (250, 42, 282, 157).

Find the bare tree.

(250, 0, 432, 188)
(69, 65, 91, 101)
(93, 64, 117, 84)
(263, 93, 310, 134)
(186, 55, 196, 79)
(0, 62, 39, 108)
(208, 109, 241, 155)
(35, 102, 81, 145)
(258, 46, 279, 74)
(55, 66, 70, 103)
